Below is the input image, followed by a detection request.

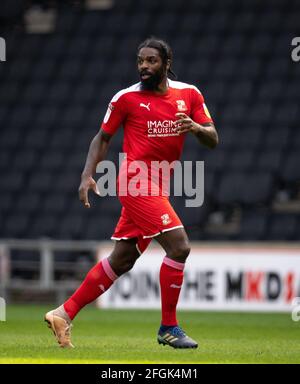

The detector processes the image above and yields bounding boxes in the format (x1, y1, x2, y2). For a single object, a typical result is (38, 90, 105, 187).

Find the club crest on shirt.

(176, 100, 188, 112)
(161, 213, 172, 225)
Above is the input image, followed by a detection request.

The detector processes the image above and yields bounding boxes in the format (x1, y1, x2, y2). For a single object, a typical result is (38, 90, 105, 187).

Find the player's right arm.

(79, 129, 112, 208)
(79, 92, 127, 208)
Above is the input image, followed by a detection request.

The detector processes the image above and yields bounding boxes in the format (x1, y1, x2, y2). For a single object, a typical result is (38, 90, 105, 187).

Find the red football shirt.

(101, 79, 213, 195)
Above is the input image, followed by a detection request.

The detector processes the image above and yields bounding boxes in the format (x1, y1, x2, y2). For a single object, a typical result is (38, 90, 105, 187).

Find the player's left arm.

(175, 113, 218, 149)
(175, 87, 218, 149)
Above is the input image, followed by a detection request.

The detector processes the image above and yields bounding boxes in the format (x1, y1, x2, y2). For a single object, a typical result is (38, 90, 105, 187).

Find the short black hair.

(137, 37, 177, 79)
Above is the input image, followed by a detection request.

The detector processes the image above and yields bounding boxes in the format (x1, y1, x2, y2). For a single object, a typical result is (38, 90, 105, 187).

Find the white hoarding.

(97, 244, 300, 312)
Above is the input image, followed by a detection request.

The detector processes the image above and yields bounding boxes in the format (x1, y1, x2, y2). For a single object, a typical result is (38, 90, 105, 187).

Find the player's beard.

(140, 66, 166, 91)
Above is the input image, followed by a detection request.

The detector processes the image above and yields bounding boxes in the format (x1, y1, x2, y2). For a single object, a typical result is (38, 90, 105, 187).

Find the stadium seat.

(0, 150, 11, 171)
(0, 193, 14, 214)
(265, 58, 290, 80)
(28, 172, 53, 193)
(228, 81, 253, 102)
(1, 172, 24, 193)
(274, 102, 298, 125)
(217, 127, 236, 149)
(238, 127, 263, 150)
(186, 59, 212, 84)
(215, 172, 246, 205)
(57, 215, 85, 239)
(31, 58, 56, 81)
(77, 11, 107, 35)
(222, 103, 247, 124)
(247, 103, 272, 124)
(239, 211, 269, 240)
(215, 171, 274, 206)
(203, 150, 228, 172)
(84, 216, 118, 239)
(35, 106, 60, 128)
(57, 60, 83, 82)
(265, 128, 290, 151)
(81, 58, 108, 82)
(39, 151, 65, 171)
(3, 214, 30, 238)
(30, 215, 58, 238)
(290, 130, 300, 150)
(55, 10, 80, 33)
(206, 82, 226, 103)
(249, 34, 274, 56)
(221, 35, 246, 56)
(64, 152, 86, 171)
(15, 193, 41, 214)
(256, 150, 283, 173)
(280, 151, 300, 184)
(240, 172, 274, 205)
(214, 58, 236, 79)
(24, 129, 49, 150)
(267, 214, 298, 240)
(65, 36, 91, 58)
(48, 129, 75, 149)
(257, 81, 283, 102)
(52, 172, 79, 193)
(72, 82, 97, 106)
(0, 81, 21, 104)
(284, 82, 300, 101)
(46, 82, 72, 105)
(42, 36, 67, 59)
(227, 150, 255, 171)
(235, 11, 259, 31)
(179, 13, 204, 34)
(8, 59, 32, 81)
(22, 82, 47, 105)
(42, 194, 68, 214)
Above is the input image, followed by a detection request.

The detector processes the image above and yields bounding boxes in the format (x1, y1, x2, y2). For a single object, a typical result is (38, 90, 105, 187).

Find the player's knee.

(119, 256, 137, 274)
(168, 243, 191, 263)
(108, 252, 138, 276)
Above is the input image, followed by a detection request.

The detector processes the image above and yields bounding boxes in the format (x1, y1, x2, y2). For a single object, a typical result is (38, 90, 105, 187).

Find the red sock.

(159, 256, 185, 326)
(63, 258, 118, 320)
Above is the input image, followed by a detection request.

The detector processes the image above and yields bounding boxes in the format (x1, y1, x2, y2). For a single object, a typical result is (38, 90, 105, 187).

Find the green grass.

(0, 305, 299, 364)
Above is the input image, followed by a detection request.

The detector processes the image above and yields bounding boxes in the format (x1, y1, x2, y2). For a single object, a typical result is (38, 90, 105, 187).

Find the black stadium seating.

(0, 0, 299, 241)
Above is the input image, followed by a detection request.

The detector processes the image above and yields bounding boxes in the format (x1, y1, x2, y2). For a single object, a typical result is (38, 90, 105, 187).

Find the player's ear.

(166, 59, 171, 72)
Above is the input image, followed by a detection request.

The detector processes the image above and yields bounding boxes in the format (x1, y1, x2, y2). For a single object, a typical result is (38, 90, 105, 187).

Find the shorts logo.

(176, 100, 188, 111)
(161, 213, 172, 225)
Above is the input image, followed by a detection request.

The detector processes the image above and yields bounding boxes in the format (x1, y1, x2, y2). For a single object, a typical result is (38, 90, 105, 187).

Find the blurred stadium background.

(0, 0, 299, 310)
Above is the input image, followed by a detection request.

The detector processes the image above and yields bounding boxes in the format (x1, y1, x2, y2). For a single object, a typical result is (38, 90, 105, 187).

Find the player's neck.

(153, 77, 169, 95)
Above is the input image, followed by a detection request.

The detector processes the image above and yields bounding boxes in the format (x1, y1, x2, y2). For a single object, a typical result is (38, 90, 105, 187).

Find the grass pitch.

(0, 305, 299, 364)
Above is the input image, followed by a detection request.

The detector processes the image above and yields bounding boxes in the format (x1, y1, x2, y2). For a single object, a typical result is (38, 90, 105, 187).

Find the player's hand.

(78, 176, 100, 209)
(175, 113, 199, 134)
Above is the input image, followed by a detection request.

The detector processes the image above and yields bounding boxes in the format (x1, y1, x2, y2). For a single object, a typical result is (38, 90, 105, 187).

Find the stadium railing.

(0, 239, 103, 304)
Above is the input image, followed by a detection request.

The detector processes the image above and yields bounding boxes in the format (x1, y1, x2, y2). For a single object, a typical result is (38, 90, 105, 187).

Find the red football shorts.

(111, 194, 184, 254)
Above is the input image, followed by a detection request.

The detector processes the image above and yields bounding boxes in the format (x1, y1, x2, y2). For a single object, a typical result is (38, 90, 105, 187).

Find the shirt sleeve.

(190, 87, 214, 125)
(101, 93, 127, 135)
